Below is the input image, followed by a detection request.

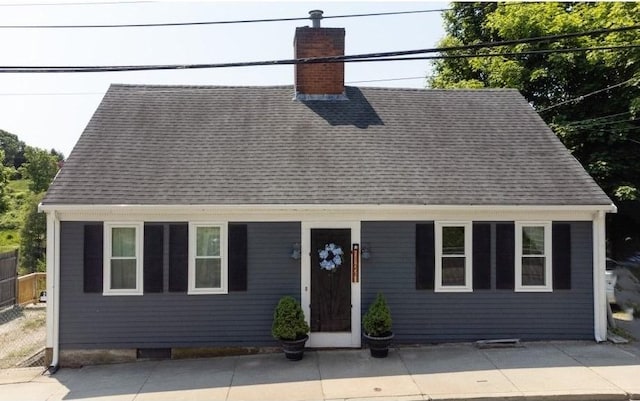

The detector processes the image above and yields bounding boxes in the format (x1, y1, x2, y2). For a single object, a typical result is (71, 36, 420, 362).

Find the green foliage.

(362, 293, 392, 337)
(0, 129, 26, 168)
(19, 146, 59, 193)
(271, 296, 309, 341)
(614, 185, 638, 201)
(0, 150, 10, 213)
(19, 192, 46, 274)
(0, 179, 32, 253)
(430, 2, 640, 203)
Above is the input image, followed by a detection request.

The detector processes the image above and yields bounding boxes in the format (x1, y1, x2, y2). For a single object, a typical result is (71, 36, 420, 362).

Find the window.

(103, 223, 143, 295)
(188, 223, 228, 294)
(515, 222, 552, 292)
(435, 222, 472, 292)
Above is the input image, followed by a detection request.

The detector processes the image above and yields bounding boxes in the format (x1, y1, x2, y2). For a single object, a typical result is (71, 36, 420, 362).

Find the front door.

(301, 221, 361, 348)
(311, 229, 351, 332)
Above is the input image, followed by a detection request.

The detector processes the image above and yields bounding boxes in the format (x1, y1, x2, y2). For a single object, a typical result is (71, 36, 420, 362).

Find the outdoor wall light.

(361, 243, 371, 260)
(290, 243, 301, 260)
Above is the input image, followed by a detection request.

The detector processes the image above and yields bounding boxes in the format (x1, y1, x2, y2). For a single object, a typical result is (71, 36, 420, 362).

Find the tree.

(430, 2, 640, 201)
(19, 146, 60, 193)
(0, 150, 10, 213)
(0, 129, 26, 168)
(19, 192, 46, 274)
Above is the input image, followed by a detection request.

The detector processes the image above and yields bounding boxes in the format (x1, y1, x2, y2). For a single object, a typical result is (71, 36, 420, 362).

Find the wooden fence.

(0, 250, 18, 308)
(17, 272, 47, 305)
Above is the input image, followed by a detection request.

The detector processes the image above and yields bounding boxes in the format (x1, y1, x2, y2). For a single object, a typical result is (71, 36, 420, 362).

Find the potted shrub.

(272, 296, 310, 361)
(362, 292, 394, 358)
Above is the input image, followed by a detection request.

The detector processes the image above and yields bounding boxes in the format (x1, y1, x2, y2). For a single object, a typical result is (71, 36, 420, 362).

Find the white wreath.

(318, 243, 344, 271)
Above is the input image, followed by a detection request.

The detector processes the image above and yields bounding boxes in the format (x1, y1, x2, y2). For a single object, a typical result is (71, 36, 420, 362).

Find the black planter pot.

(279, 335, 309, 361)
(363, 332, 394, 358)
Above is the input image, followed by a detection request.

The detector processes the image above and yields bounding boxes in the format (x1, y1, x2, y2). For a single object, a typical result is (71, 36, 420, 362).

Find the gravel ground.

(0, 305, 46, 369)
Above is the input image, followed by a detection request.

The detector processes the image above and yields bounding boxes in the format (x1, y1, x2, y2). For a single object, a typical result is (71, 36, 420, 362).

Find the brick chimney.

(294, 10, 346, 100)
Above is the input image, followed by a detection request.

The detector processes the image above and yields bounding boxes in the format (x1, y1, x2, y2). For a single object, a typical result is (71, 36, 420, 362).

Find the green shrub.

(271, 296, 309, 341)
(363, 293, 392, 337)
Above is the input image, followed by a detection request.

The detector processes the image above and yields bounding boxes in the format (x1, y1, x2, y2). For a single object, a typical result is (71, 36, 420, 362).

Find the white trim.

(434, 222, 473, 292)
(39, 203, 617, 214)
(103, 222, 144, 296)
(301, 221, 361, 348)
(45, 213, 55, 348)
(45, 211, 60, 367)
(39, 203, 618, 225)
(43, 208, 609, 226)
(593, 211, 607, 342)
(515, 222, 552, 292)
(188, 222, 228, 295)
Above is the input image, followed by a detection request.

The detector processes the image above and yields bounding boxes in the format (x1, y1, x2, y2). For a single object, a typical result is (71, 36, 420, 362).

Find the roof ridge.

(108, 83, 521, 93)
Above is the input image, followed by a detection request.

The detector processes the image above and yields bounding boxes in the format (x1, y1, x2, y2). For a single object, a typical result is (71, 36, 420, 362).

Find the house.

(41, 12, 616, 367)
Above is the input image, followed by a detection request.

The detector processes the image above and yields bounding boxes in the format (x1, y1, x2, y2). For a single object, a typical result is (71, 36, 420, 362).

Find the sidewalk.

(1, 341, 640, 401)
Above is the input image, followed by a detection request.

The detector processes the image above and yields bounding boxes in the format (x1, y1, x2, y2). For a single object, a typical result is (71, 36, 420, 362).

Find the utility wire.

(0, 76, 432, 95)
(0, 1, 153, 6)
(2, 40, 638, 73)
(559, 112, 631, 126)
(538, 78, 639, 112)
(343, 44, 640, 63)
(0, 8, 449, 29)
(346, 76, 428, 84)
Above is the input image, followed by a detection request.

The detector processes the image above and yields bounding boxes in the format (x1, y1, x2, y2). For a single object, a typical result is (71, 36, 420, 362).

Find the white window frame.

(515, 221, 552, 292)
(188, 222, 228, 295)
(103, 222, 144, 296)
(435, 221, 473, 292)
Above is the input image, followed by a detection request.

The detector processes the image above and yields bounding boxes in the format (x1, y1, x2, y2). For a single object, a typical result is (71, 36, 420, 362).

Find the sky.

(0, 1, 448, 157)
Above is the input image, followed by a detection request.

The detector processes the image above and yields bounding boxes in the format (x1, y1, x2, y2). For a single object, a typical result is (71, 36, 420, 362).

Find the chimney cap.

(309, 9, 323, 28)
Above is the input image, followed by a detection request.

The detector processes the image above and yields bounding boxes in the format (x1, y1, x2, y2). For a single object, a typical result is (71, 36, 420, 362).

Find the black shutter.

(473, 223, 491, 290)
(496, 222, 515, 290)
(228, 223, 248, 291)
(552, 223, 572, 290)
(416, 223, 435, 290)
(144, 224, 164, 293)
(83, 223, 103, 293)
(168, 223, 188, 292)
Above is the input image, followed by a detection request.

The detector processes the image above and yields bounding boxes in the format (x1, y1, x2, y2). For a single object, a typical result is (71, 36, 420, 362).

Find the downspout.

(593, 210, 607, 342)
(44, 210, 60, 373)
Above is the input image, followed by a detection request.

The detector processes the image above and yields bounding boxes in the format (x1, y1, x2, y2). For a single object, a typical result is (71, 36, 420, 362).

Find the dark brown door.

(310, 228, 351, 332)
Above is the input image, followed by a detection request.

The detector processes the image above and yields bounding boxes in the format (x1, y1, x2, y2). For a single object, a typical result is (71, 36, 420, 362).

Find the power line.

(2, 41, 638, 74)
(346, 76, 428, 84)
(0, 91, 104, 96)
(538, 78, 639, 112)
(562, 112, 631, 125)
(0, 76, 433, 96)
(0, 1, 153, 6)
(0, 8, 449, 29)
(344, 44, 640, 63)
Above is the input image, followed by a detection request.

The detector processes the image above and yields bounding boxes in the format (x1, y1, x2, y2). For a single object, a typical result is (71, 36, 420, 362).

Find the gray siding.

(362, 221, 594, 342)
(59, 221, 301, 349)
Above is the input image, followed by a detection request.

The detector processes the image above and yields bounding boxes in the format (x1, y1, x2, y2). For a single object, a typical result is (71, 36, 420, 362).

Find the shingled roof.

(42, 84, 611, 206)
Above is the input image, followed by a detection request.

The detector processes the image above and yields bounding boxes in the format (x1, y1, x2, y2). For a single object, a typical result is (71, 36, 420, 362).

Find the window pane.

(111, 259, 137, 289)
(522, 257, 545, 286)
(195, 258, 221, 288)
(442, 226, 465, 255)
(196, 227, 220, 257)
(522, 226, 545, 255)
(112, 227, 136, 257)
(442, 257, 465, 286)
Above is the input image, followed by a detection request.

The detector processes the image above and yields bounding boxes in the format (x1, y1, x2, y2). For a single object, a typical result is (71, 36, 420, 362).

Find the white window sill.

(434, 286, 473, 293)
(514, 286, 553, 293)
(102, 291, 143, 296)
(187, 288, 228, 295)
